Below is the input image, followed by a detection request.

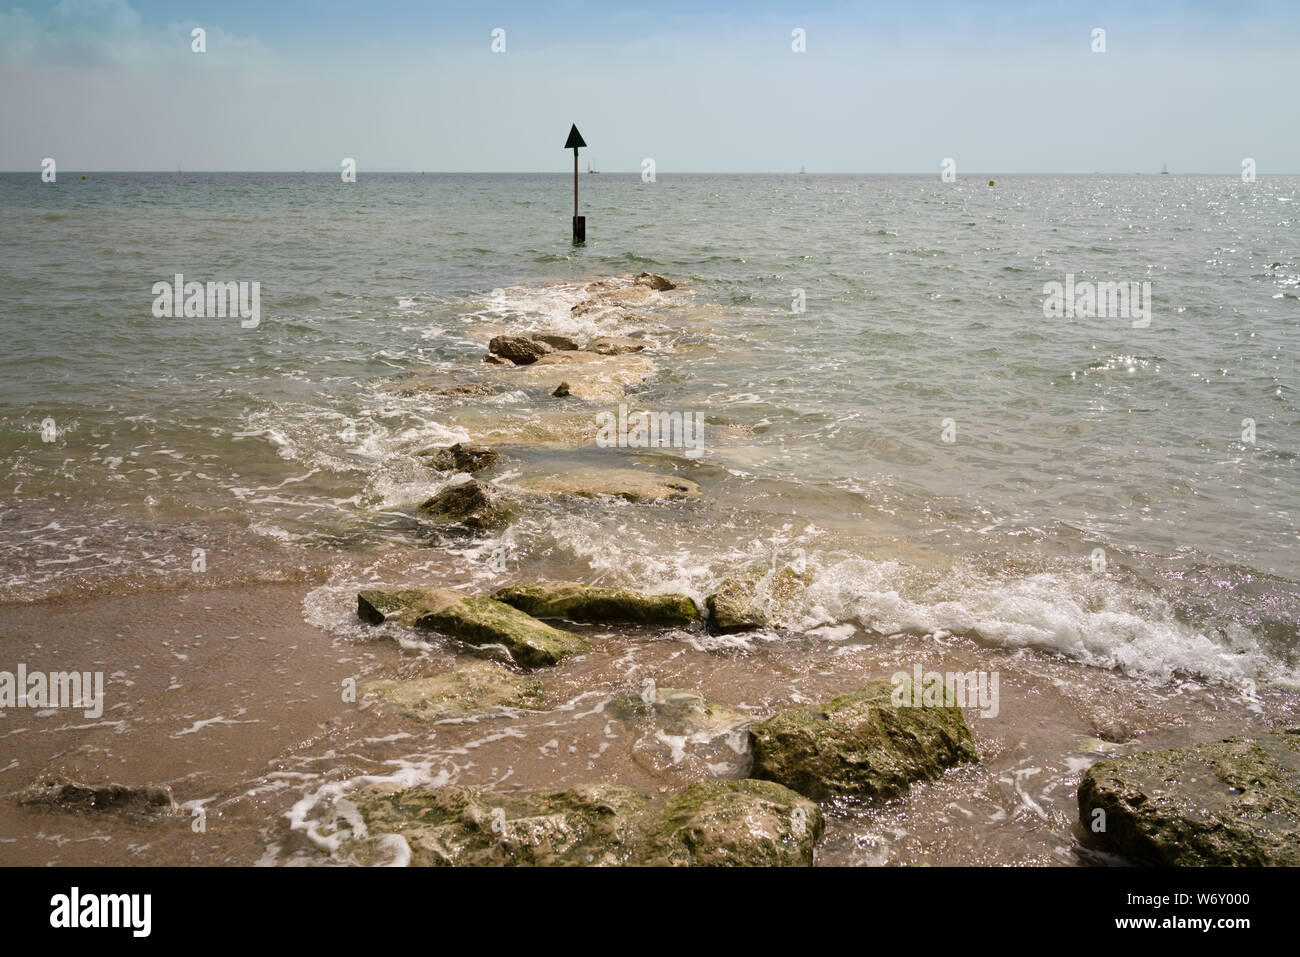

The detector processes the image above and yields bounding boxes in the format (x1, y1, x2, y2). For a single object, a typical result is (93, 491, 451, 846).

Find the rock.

(634, 272, 676, 291)
(362, 660, 544, 721)
(749, 678, 979, 801)
(584, 336, 646, 356)
(417, 479, 508, 530)
(552, 382, 571, 398)
(439, 382, 498, 397)
(706, 566, 809, 633)
(489, 335, 553, 365)
(357, 587, 588, 668)
(345, 778, 820, 866)
(417, 443, 501, 474)
(606, 687, 752, 779)
(19, 778, 176, 814)
(482, 353, 512, 366)
(532, 333, 580, 351)
(492, 582, 699, 626)
(514, 468, 701, 503)
(1078, 729, 1300, 866)
(607, 687, 749, 737)
(513, 351, 656, 402)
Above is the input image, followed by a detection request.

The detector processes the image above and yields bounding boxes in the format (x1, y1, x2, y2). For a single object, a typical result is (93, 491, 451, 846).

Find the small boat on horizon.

(587, 164, 599, 174)
(1161, 163, 1170, 174)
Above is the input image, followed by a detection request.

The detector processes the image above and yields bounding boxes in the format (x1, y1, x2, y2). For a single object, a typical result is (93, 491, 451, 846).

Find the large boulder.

(362, 660, 544, 721)
(417, 443, 501, 474)
(1078, 729, 1300, 866)
(343, 778, 820, 866)
(489, 335, 553, 365)
(514, 468, 701, 503)
(357, 587, 587, 668)
(491, 582, 699, 627)
(706, 566, 809, 633)
(418, 479, 508, 530)
(749, 678, 978, 800)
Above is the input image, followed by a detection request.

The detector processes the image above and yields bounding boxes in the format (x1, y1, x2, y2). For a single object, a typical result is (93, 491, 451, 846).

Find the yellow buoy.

(81, 174, 86, 180)
(988, 179, 994, 186)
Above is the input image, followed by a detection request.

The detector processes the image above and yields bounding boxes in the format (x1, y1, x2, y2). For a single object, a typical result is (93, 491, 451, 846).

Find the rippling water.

(1, 171, 1297, 690)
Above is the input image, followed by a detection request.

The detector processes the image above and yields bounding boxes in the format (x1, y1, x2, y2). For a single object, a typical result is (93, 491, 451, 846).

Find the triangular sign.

(564, 124, 586, 150)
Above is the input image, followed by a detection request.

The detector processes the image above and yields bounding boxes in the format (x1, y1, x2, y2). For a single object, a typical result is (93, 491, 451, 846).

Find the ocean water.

(3, 172, 1296, 686)
(2, 171, 1298, 866)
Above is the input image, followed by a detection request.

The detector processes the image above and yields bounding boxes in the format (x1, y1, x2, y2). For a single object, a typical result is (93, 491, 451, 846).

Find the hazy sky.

(2, 0, 1297, 173)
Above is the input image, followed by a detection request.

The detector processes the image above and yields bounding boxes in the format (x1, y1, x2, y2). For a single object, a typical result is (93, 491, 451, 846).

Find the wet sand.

(3, 560, 1293, 866)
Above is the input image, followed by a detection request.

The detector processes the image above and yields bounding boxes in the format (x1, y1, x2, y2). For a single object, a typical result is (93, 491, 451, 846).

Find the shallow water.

(1, 172, 1297, 864)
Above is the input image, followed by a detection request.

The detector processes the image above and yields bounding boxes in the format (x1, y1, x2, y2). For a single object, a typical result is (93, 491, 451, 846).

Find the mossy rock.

(1078, 728, 1300, 866)
(417, 479, 509, 530)
(749, 678, 978, 800)
(706, 566, 809, 633)
(362, 660, 544, 721)
(19, 778, 176, 815)
(357, 587, 587, 668)
(492, 582, 699, 627)
(346, 778, 821, 866)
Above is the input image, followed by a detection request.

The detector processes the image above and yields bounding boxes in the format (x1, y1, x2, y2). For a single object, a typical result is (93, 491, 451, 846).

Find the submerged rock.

(19, 778, 176, 814)
(552, 382, 571, 397)
(584, 336, 646, 356)
(492, 581, 699, 626)
(357, 587, 587, 668)
(749, 678, 979, 801)
(607, 687, 752, 779)
(1078, 729, 1300, 866)
(489, 335, 552, 365)
(489, 350, 655, 402)
(634, 272, 676, 291)
(417, 479, 508, 530)
(418, 443, 501, 474)
(347, 777, 820, 866)
(706, 566, 809, 633)
(363, 660, 544, 721)
(532, 333, 580, 351)
(482, 353, 512, 366)
(515, 468, 701, 503)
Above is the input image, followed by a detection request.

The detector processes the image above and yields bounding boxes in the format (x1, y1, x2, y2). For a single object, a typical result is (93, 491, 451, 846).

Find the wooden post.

(564, 124, 587, 244)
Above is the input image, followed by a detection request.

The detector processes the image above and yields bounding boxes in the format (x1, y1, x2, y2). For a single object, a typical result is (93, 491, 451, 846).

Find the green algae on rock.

(346, 777, 821, 866)
(362, 660, 544, 722)
(417, 479, 509, 530)
(1078, 728, 1300, 866)
(749, 678, 978, 801)
(491, 581, 699, 627)
(705, 566, 809, 632)
(357, 587, 587, 668)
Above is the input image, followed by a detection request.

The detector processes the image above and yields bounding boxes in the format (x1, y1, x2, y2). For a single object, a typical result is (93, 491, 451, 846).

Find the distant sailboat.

(1160, 163, 1169, 175)
(587, 163, 599, 174)
(799, 166, 806, 174)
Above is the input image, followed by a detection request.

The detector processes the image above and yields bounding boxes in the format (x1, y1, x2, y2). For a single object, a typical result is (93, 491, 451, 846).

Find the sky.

(1, 0, 1297, 173)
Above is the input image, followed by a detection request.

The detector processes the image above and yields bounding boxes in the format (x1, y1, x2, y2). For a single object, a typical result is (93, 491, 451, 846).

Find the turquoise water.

(1, 171, 1297, 687)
